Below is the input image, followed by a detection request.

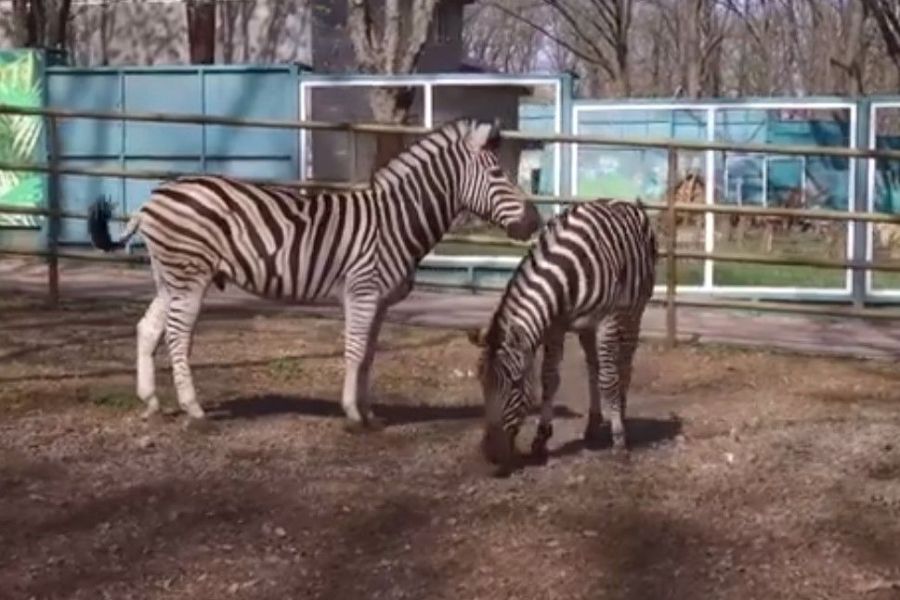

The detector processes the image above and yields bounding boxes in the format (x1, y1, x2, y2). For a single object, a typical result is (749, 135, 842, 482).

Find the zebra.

(467, 198, 657, 472)
(87, 118, 541, 430)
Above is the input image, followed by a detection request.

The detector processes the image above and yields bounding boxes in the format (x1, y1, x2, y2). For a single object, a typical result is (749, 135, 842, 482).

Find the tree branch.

(347, 0, 378, 72)
(484, 0, 607, 67)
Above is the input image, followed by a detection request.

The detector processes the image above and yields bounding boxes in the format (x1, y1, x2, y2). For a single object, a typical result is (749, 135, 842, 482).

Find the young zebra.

(88, 118, 541, 430)
(467, 198, 657, 470)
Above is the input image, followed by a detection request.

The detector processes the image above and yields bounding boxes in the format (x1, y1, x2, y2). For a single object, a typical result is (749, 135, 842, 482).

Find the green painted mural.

(0, 49, 44, 228)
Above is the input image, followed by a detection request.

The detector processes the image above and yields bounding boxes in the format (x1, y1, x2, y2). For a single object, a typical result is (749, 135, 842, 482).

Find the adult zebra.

(88, 118, 541, 430)
(467, 198, 657, 472)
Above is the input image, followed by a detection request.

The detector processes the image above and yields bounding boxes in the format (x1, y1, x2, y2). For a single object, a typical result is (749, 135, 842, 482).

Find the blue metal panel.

(204, 70, 297, 158)
(204, 159, 296, 181)
(56, 159, 123, 244)
(46, 72, 122, 157)
(123, 72, 203, 157)
(123, 159, 202, 214)
(41, 65, 302, 244)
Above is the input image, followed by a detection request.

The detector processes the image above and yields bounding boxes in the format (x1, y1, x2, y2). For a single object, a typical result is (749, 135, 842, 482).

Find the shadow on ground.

(210, 394, 581, 426)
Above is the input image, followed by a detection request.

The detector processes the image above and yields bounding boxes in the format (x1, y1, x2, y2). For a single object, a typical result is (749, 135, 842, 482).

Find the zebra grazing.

(88, 118, 541, 430)
(467, 198, 657, 471)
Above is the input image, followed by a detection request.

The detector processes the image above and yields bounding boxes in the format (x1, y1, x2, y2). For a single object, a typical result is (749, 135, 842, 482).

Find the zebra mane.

(370, 118, 482, 189)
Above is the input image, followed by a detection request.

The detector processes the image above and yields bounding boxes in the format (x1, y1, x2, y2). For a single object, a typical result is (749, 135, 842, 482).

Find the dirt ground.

(1, 290, 899, 600)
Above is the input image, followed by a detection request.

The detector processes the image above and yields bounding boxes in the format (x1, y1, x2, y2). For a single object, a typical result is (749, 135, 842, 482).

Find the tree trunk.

(186, 0, 216, 64)
(44, 0, 72, 50)
(10, 0, 33, 46)
(370, 86, 416, 171)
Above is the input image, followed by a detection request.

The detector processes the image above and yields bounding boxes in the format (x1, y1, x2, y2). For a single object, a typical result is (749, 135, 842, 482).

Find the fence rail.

(6, 102, 900, 161)
(2, 103, 900, 349)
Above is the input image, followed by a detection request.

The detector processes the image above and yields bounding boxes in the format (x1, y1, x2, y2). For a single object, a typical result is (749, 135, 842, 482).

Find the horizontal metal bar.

(0, 248, 148, 264)
(438, 233, 900, 272)
(2, 163, 899, 225)
(0, 103, 432, 136)
(503, 130, 900, 161)
(419, 280, 900, 320)
(6, 237, 900, 276)
(5, 102, 900, 161)
(647, 297, 900, 321)
(0, 160, 368, 191)
(5, 203, 900, 272)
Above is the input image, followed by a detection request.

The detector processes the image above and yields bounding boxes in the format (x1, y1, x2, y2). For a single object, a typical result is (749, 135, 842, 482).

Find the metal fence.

(1, 102, 900, 348)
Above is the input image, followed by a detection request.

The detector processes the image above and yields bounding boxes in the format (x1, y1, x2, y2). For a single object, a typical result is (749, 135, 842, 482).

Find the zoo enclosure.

(2, 98, 900, 347)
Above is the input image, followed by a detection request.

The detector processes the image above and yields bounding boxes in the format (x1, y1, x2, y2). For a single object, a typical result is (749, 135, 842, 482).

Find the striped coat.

(468, 198, 657, 470)
(89, 118, 541, 428)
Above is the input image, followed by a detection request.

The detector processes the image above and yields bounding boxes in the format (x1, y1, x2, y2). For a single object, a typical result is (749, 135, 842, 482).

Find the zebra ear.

(485, 118, 502, 151)
(466, 122, 494, 152)
(466, 327, 489, 347)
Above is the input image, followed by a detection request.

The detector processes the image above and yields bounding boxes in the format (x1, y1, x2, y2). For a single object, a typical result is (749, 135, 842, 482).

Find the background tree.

(465, 0, 900, 97)
(9, 0, 74, 50)
(186, 0, 216, 64)
(345, 0, 443, 166)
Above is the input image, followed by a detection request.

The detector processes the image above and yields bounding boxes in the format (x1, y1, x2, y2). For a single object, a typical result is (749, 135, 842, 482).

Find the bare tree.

(484, 0, 635, 96)
(864, 0, 900, 83)
(186, 0, 216, 64)
(464, 2, 545, 72)
(346, 0, 442, 122)
(9, 0, 74, 50)
(345, 0, 442, 167)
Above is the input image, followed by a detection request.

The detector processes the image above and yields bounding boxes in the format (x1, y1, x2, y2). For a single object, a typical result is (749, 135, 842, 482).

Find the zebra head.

(459, 119, 541, 241)
(467, 325, 536, 469)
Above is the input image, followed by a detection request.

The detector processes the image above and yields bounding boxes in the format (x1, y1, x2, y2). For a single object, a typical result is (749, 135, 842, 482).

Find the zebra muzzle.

(481, 423, 517, 469)
(506, 203, 542, 241)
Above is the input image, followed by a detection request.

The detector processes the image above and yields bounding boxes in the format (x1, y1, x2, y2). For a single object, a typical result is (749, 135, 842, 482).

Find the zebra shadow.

(538, 415, 684, 461)
(209, 394, 580, 426)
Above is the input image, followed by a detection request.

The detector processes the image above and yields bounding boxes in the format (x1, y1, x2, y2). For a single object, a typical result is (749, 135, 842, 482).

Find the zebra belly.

(566, 300, 633, 331)
(215, 248, 348, 305)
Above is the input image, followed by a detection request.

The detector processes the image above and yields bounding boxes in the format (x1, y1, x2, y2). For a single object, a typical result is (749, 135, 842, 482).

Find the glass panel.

(712, 106, 850, 289)
(871, 106, 900, 292)
(576, 107, 709, 286)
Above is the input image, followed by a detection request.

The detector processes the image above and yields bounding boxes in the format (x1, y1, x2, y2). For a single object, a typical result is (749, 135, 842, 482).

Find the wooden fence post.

(665, 147, 679, 349)
(47, 115, 61, 306)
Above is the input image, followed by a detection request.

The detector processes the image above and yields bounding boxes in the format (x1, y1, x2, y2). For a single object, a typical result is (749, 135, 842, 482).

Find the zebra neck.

(373, 185, 458, 265)
(490, 310, 547, 357)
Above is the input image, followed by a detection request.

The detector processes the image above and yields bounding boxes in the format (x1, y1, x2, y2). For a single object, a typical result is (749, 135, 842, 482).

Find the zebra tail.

(87, 197, 140, 252)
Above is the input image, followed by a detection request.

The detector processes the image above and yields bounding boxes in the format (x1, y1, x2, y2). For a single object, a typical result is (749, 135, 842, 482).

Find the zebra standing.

(88, 118, 541, 430)
(467, 198, 657, 471)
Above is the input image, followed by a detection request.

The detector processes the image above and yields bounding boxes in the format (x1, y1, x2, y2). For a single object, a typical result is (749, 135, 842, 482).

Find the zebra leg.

(136, 292, 169, 420)
(341, 294, 386, 432)
(597, 316, 627, 451)
(579, 328, 603, 445)
(530, 331, 564, 462)
(618, 311, 642, 419)
(164, 288, 207, 420)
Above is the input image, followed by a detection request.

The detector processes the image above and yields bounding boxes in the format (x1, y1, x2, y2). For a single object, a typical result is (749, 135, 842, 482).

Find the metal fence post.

(665, 147, 679, 348)
(47, 114, 61, 305)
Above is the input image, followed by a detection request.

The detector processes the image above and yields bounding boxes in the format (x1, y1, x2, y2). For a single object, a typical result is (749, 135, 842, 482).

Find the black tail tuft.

(87, 196, 123, 252)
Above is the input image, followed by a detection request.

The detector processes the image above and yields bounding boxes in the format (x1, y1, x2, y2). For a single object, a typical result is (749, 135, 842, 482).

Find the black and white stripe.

(468, 198, 657, 467)
(88, 118, 541, 427)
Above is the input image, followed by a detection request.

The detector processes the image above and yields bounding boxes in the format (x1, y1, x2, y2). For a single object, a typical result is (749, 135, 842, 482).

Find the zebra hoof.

(343, 417, 385, 434)
(584, 414, 606, 447)
(182, 417, 219, 435)
(611, 433, 629, 455)
(529, 441, 549, 465)
(364, 415, 386, 432)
